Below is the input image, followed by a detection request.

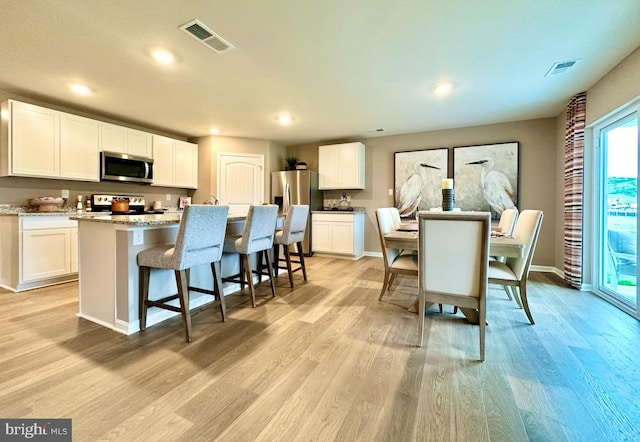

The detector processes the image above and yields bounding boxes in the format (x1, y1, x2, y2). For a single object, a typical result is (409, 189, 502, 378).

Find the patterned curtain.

(564, 92, 587, 288)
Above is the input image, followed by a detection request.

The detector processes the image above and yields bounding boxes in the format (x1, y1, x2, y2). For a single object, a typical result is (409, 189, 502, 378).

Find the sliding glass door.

(595, 109, 639, 315)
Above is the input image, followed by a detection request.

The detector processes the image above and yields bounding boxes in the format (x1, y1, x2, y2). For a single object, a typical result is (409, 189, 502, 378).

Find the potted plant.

(285, 155, 299, 170)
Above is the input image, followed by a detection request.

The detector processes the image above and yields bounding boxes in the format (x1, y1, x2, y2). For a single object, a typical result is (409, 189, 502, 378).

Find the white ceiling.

(1, 1, 639, 146)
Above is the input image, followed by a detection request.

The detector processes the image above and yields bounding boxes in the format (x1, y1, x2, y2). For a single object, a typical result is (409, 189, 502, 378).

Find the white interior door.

(217, 153, 264, 214)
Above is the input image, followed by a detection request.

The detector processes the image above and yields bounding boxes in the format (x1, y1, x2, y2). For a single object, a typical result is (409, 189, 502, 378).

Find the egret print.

(453, 142, 519, 219)
(394, 148, 448, 218)
(466, 158, 516, 215)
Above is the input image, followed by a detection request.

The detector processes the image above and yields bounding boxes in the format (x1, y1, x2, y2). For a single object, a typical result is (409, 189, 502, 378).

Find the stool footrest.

(188, 286, 218, 297)
(146, 295, 182, 313)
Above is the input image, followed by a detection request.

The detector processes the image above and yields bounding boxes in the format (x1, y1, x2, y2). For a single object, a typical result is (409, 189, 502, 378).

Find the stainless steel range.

(91, 194, 149, 214)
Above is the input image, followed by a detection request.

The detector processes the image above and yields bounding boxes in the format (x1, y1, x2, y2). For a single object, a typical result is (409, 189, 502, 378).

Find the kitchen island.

(71, 212, 251, 335)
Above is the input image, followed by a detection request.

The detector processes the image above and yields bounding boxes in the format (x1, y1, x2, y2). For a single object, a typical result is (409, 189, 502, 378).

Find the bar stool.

(137, 204, 229, 342)
(223, 204, 279, 307)
(273, 205, 309, 288)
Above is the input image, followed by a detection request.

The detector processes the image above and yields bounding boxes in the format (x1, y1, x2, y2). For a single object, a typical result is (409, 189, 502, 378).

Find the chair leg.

(297, 242, 307, 281)
(273, 243, 280, 277)
(418, 288, 426, 347)
(378, 269, 392, 300)
(388, 273, 397, 289)
(283, 244, 294, 288)
(139, 266, 150, 331)
(510, 286, 523, 309)
(238, 254, 245, 289)
(479, 300, 486, 362)
(502, 285, 513, 300)
(211, 261, 226, 322)
(519, 281, 535, 325)
(242, 254, 256, 308)
(264, 249, 277, 297)
(174, 270, 192, 342)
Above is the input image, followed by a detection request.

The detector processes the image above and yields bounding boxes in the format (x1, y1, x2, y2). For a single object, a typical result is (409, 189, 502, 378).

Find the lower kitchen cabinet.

(311, 212, 364, 259)
(0, 215, 78, 291)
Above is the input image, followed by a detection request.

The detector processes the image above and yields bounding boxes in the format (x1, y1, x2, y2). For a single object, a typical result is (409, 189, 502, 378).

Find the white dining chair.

(488, 210, 544, 325)
(417, 211, 491, 361)
(375, 208, 419, 301)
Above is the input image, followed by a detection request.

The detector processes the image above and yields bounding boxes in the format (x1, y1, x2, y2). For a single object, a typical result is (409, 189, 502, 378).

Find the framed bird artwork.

(394, 148, 448, 218)
(453, 142, 519, 219)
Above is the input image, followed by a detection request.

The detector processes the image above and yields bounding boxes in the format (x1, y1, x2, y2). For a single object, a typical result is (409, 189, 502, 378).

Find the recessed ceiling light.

(210, 128, 220, 135)
(277, 115, 293, 125)
(433, 82, 453, 95)
(69, 84, 92, 95)
(151, 49, 175, 64)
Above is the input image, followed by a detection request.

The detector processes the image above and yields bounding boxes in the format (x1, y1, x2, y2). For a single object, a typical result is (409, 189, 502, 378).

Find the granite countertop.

(311, 207, 366, 213)
(69, 212, 249, 226)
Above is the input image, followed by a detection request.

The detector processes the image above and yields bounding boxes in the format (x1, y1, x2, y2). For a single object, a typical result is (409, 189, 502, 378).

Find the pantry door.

(217, 153, 264, 214)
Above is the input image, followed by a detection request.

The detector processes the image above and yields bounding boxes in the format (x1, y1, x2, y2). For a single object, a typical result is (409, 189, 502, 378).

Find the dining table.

(384, 222, 525, 258)
(384, 220, 525, 323)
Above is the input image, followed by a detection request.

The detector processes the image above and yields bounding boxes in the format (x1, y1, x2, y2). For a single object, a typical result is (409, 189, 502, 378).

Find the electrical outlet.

(346, 195, 351, 202)
(166, 194, 171, 201)
(61, 189, 69, 198)
(388, 188, 393, 196)
(132, 230, 144, 246)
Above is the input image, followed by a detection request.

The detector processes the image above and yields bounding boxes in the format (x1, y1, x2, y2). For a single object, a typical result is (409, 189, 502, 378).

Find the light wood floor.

(1, 256, 639, 441)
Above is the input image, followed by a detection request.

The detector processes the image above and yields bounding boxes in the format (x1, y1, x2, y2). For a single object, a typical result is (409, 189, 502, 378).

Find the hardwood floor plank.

(1, 258, 639, 441)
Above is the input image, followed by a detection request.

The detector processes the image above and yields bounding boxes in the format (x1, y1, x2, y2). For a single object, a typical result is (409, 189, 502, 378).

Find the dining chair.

(417, 211, 491, 361)
(375, 208, 419, 301)
(273, 205, 310, 288)
(497, 208, 518, 236)
(137, 204, 229, 342)
(487, 209, 544, 324)
(490, 208, 519, 302)
(223, 204, 279, 307)
(390, 206, 402, 230)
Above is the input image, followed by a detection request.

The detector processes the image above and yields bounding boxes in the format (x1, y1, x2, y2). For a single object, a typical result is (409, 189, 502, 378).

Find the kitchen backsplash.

(0, 176, 189, 210)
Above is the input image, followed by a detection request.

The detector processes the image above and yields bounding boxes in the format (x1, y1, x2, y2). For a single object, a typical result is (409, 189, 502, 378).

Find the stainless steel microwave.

(101, 151, 154, 184)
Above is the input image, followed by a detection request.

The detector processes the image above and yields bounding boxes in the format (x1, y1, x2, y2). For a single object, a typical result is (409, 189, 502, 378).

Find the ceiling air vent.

(545, 59, 578, 77)
(179, 19, 235, 54)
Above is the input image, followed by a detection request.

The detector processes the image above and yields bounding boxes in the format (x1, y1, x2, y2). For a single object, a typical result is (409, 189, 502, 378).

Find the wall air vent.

(545, 59, 578, 77)
(179, 19, 235, 54)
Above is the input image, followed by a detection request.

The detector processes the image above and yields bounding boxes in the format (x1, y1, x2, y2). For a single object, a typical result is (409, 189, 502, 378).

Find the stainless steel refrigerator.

(271, 170, 322, 255)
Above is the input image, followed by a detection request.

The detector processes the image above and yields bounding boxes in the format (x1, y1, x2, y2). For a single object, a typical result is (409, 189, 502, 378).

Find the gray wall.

(288, 117, 558, 267)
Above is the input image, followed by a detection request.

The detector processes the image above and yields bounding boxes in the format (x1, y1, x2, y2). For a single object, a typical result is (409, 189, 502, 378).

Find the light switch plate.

(388, 188, 393, 196)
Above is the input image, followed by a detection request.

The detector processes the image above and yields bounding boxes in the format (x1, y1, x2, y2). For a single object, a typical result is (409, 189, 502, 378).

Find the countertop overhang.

(69, 212, 249, 226)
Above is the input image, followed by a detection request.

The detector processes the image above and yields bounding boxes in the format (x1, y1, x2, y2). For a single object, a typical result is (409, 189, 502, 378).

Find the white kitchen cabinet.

(0, 215, 78, 292)
(174, 140, 198, 188)
(99, 123, 153, 157)
(318, 142, 365, 190)
(311, 212, 364, 259)
(60, 112, 100, 180)
(22, 228, 72, 281)
(152, 135, 198, 188)
(1, 100, 99, 181)
(2, 100, 60, 178)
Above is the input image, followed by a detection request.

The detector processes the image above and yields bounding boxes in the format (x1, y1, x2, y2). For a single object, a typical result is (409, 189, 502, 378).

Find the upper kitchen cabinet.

(318, 142, 365, 190)
(0, 100, 99, 181)
(99, 122, 152, 158)
(60, 112, 100, 181)
(151, 135, 198, 189)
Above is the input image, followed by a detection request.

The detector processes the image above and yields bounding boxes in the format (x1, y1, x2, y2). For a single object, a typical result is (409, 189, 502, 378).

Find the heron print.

(394, 148, 448, 218)
(453, 142, 519, 219)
